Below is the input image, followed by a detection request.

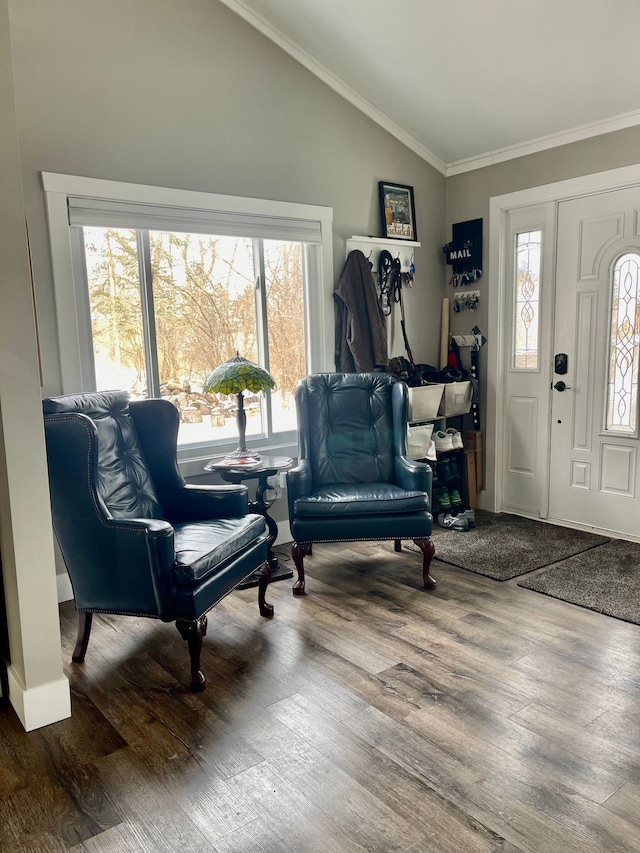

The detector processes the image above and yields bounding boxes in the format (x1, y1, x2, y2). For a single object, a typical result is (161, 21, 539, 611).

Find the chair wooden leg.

(72, 611, 93, 663)
(258, 561, 274, 618)
(394, 539, 402, 552)
(176, 615, 208, 692)
(413, 537, 437, 589)
(291, 542, 310, 596)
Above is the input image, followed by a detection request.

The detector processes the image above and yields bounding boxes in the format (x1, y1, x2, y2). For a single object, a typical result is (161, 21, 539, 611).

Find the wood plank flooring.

(2, 540, 640, 852)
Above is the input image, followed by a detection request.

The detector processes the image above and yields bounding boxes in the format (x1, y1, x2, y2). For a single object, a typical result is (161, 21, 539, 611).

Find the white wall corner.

(7, 667, 71, 731)
(274, 526, 291, 548)
(56, 570, 73, 603)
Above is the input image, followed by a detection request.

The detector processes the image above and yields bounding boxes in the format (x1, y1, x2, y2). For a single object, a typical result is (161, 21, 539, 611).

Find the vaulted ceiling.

(220, 0, 640, 175)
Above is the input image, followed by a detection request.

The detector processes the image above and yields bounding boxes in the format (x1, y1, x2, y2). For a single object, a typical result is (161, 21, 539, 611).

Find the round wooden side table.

(204, 455, 293, 588)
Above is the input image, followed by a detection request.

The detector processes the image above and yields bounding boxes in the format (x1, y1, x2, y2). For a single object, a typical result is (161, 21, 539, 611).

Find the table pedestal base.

(237, 559, 293, 590)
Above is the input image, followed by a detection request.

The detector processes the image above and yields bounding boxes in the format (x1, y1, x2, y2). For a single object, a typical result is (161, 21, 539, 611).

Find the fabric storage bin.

(407, 384, 445, 422)
(438, 381, 472, 417)
(407, 423, 434, 460)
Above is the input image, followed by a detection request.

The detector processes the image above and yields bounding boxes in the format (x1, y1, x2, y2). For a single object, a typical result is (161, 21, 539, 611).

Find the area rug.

(518, 539, 640, 625)
(434, 512, 610, 581)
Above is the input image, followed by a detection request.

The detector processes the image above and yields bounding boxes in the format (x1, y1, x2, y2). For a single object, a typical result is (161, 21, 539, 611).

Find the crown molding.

(218, 0, 447, 175)
(446, 108, 640, 176)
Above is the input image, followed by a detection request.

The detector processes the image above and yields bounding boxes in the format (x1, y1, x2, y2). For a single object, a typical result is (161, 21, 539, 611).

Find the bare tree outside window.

(82, 227, 307, 446)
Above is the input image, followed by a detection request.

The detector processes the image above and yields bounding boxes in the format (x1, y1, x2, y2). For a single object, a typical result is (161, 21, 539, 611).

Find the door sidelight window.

(606, 252, 640, 434)
(513, 230, 542, 370)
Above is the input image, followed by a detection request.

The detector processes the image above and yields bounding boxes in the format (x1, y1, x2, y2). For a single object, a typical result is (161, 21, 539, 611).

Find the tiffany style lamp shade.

(203, 353, 276, 462)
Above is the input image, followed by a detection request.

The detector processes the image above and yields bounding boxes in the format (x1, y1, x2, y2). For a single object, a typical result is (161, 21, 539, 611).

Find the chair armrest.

(286, 459, 312, 518)
(100, 517, 179, 620)
(395, 455, 432, 499)
(124, 518, 177, 620)
(56, 513, 177, 621)
(392, 380, 432, 500)
(163, 483, 249, 523)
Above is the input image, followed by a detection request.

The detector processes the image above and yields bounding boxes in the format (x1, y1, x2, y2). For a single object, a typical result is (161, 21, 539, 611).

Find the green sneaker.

(437, 487, 451, 510)
(449, 489, 462, 508)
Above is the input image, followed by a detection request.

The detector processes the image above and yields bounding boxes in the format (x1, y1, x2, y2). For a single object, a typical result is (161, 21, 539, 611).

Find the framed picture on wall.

(379, 181, 417, 241)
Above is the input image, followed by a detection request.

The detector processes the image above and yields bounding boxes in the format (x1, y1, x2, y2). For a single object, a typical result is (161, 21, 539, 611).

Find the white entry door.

(548, 186, 640, 536)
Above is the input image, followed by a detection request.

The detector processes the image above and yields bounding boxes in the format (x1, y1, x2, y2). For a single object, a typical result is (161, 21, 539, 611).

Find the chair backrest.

(43, 390, 164, 519)
(296, 373, 404, 485)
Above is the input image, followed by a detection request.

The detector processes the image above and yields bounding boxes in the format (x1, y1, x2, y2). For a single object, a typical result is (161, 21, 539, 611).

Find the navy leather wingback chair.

(286, 373, 436, 594)
(42, 390, 272, 691)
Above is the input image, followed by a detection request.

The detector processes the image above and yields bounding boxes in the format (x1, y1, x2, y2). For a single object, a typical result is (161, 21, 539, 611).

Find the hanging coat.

(334, 250, 388, 372)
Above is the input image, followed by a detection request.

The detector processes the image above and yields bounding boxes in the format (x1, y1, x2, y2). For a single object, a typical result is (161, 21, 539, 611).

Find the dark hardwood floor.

(2, 540, 640, 852)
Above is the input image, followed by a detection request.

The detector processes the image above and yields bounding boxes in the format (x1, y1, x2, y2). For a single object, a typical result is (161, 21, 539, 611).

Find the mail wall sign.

(443, 218, 482, 271)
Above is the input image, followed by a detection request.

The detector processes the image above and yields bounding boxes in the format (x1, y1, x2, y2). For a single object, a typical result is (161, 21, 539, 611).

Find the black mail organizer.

(443, 218, 483, 287)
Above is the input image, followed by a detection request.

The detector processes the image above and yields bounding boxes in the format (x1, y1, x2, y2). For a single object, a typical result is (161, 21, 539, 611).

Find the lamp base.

(220, 447, 261, 465)
(224, 394, 261, 464)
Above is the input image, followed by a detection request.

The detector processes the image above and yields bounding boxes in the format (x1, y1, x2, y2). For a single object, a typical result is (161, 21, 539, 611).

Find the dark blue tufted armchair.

(286, 373, 436, 594)
(42, 390, 272, 691)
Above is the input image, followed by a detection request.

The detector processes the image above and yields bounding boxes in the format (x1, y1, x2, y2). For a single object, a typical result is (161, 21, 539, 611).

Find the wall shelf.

(346, 235, 420, 272)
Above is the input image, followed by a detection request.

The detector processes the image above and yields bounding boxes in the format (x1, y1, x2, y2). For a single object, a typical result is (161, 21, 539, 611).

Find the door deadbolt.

(554, 353, 568, 374)
(553, 381, 571, 392)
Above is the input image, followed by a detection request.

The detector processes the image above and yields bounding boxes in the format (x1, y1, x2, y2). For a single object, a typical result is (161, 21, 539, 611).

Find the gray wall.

(9, 0, 446, 398)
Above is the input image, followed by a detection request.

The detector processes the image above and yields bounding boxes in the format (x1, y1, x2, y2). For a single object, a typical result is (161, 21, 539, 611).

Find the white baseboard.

(7, 667, 71, 731)
(56, 571, 73, 603)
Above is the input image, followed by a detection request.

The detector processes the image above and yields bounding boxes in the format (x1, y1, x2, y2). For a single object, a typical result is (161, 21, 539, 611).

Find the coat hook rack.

(346, 235, 421, 278)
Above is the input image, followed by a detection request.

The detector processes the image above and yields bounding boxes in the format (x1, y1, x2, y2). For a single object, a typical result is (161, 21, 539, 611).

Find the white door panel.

(549, 187, 640, 536)
(501, 205, 555, 517)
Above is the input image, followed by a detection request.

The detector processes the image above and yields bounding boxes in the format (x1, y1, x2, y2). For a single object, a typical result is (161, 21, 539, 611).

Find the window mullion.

(254, 239, 272, 436)
(137, 230, 161, 398)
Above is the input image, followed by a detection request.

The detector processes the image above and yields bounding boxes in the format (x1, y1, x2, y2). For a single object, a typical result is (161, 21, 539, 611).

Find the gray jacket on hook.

(334, 250, 388, 372)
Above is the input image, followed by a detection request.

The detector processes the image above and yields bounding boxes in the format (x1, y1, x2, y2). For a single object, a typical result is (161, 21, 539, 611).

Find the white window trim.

(42, 173, 335, 472)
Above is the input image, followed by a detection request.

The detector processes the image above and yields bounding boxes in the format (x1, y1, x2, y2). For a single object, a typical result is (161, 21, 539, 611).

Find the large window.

(80, 227, 306, 445)
(44, 174, 333, 461)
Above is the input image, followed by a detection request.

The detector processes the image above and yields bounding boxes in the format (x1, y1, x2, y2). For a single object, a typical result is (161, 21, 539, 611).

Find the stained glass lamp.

(203, 352, 276, 463)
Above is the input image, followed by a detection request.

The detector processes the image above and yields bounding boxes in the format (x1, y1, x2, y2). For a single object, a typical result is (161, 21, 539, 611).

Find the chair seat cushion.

(294, 483, 428, 516)
(173, 514, 267, 585)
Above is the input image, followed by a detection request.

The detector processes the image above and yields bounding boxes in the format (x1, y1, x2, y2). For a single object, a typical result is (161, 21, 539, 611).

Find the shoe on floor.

(437, 512, 470, 531)
(463, 508, 476, 527)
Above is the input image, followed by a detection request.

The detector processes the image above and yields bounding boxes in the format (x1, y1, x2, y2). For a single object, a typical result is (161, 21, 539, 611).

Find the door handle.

(553, 381, 571, 392)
